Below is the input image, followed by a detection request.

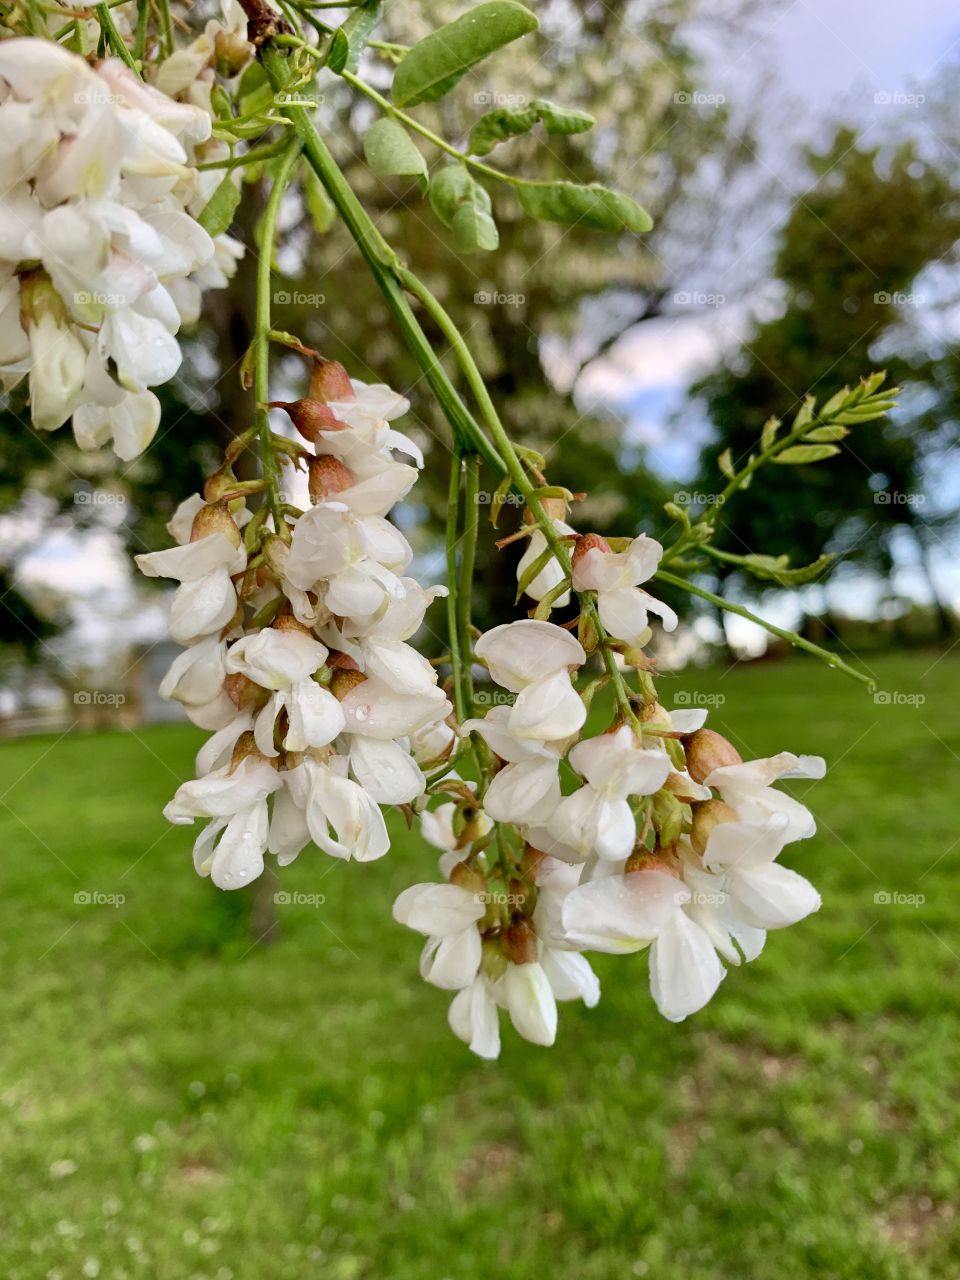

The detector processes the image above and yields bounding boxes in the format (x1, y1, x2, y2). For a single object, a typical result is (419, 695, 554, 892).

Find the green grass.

(1, 651, 958, 1279)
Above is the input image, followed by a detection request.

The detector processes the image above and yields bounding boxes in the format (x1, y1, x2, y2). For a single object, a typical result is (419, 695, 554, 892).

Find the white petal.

(649, 912, 725, 1022)
(541, 948, 600, 1007)
(420, 927, 482, 990)
(728, 862, 821, 930)
(208, 801, 269, 890)
(393, 882, 484, 936)
(483, 758, 560, 825)
(508, 670, 585, 741)
(283, 679, 345, 752)
(448, 979, 500, 1059)
(474, 620, 585, 693)
(503, 962, 557, 1046)
(562, 870, 687, 954)
(348, 736, 424, 804)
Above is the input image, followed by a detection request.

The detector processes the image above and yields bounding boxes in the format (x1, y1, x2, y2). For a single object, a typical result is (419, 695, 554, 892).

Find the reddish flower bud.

(449, 860, 487, 897)
(625, 852, 680, 877)
(308, 358, 355, 404)
(683, 728, 743, 784)
(690, 799, 739, 855)
(572, 532, 611, 569)
(502, 917, 539, 965)
(272, 612, 313, 636)
(190, 499, 241, 547)
(308, 455, 355, 503)
(229, 729, 276, 772)
(224, 672, 264, 711)
(330, 669, 367, 699)
(268, 398, 346, 443)
(326, 650, 360, 672)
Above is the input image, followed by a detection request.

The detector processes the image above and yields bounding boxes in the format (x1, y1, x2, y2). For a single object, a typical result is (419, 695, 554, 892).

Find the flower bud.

(449, 860, 487, 897)
(664, 770, 706, 803)
(229, 729, 276, 773)
(502, 917, 539, 965)
(577, 609, 599, 656)
(652, 789, 684, 852)
(214, 27, 251, 76)
(326, 650, 360, 671)
(269, 398, 346, 442)
(224, 672, 264, 711)
(330, 668, 367, 699)
(683, 728, 742, 783)
(308, 358, 354, 403)
(572, 532, 611, 570)
(190, 500, 241, 547)
(308, 455, 355, 503)
(523, 496, 568, 525)
(481, 938, 509, 982)
(203, 466, 239, 502)
(272, 611, 313, 636)
(625, 852, 680, 877)
(690, 799, 739, 855)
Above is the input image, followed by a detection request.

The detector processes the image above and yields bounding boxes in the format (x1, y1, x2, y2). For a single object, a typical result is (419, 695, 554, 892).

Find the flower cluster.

(139, 362, 453, 889)
(391, 520, 825, 1056)
(0, 38, 241, 459)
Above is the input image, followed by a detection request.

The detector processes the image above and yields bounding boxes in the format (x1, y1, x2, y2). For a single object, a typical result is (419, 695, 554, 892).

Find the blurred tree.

(691, 126, 960, 636)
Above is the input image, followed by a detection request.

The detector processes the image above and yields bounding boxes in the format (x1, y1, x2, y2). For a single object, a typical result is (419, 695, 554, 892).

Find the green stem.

(254, 136, 303, 538)
(656, 570, 875, 689)
(197, 139, 291, 171)
(156, 0, 173, 58)
(445, 453, 467, 722)
(458, 453, 480, 717)
(134, 0, 149, 60)
(397, 268, 641, 730)
(95, 2, 139, 69)
(259, 46, 505, 474)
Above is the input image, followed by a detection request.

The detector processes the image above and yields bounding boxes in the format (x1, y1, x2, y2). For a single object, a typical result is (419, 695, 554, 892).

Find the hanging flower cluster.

(139, 361, 454, 891)
(0, 37, 241, 459)
(390, 520, 826, 1057)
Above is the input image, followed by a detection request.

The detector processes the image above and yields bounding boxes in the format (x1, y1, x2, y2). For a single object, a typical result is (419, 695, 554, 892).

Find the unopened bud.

(229, 730, 275, 772)
(224, 672, 264, 711)
(577, 609, 599, 656)
(481, 938, 508, 982)
(572, 532, 611, 570)
(683, 728, 742, 784)
(690, 798, 738, 855)
(203, 467, 239, 503)
(449, 860, 487, 897)
(272, 612, 313, 636)
(326, 650, 360, 671)
(502, 917, 539, 965)
(652, 789, 684, 852)
(308, 455, 354, 503)
(190, 499, 241, 547)
(330, 668, 367, 699)
(523, 497, 568, 525)
(308, 358, 354, 403)
(214, 27, 251, 76)
(625, 852, 680, 877)
(664, 770, 706, 803)
(269, 398, 346, 442)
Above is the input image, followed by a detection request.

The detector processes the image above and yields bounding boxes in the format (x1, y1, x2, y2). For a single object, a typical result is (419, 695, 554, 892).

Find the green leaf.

(467, 98, 594, 156)
(452, 184, 498, 252)
(304, 168, 336, 235)
(429, 165, 497, 250)
(515, 180, 653, 233)
(792, 395, 815, 429)
(740, 552, 836, 586)
(197, 175, 241, 237)
(392, 1, 538, 107)
(803, 424, 849, 442)
(773, 444, 841, 465)
(363, 118, 428, 182)
(329, 0, 383, 74)
(718, 447, 735, 479)
(428, 164, 472, 227)
(820, 386, 850, 417)
(760, 415, 780, 450)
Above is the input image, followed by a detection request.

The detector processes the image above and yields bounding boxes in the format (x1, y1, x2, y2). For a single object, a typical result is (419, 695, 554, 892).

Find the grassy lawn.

(1, 650, 958, 1279)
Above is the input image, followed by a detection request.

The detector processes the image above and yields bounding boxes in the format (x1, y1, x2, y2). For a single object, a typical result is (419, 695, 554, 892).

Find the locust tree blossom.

(0, 38, 240, 457)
